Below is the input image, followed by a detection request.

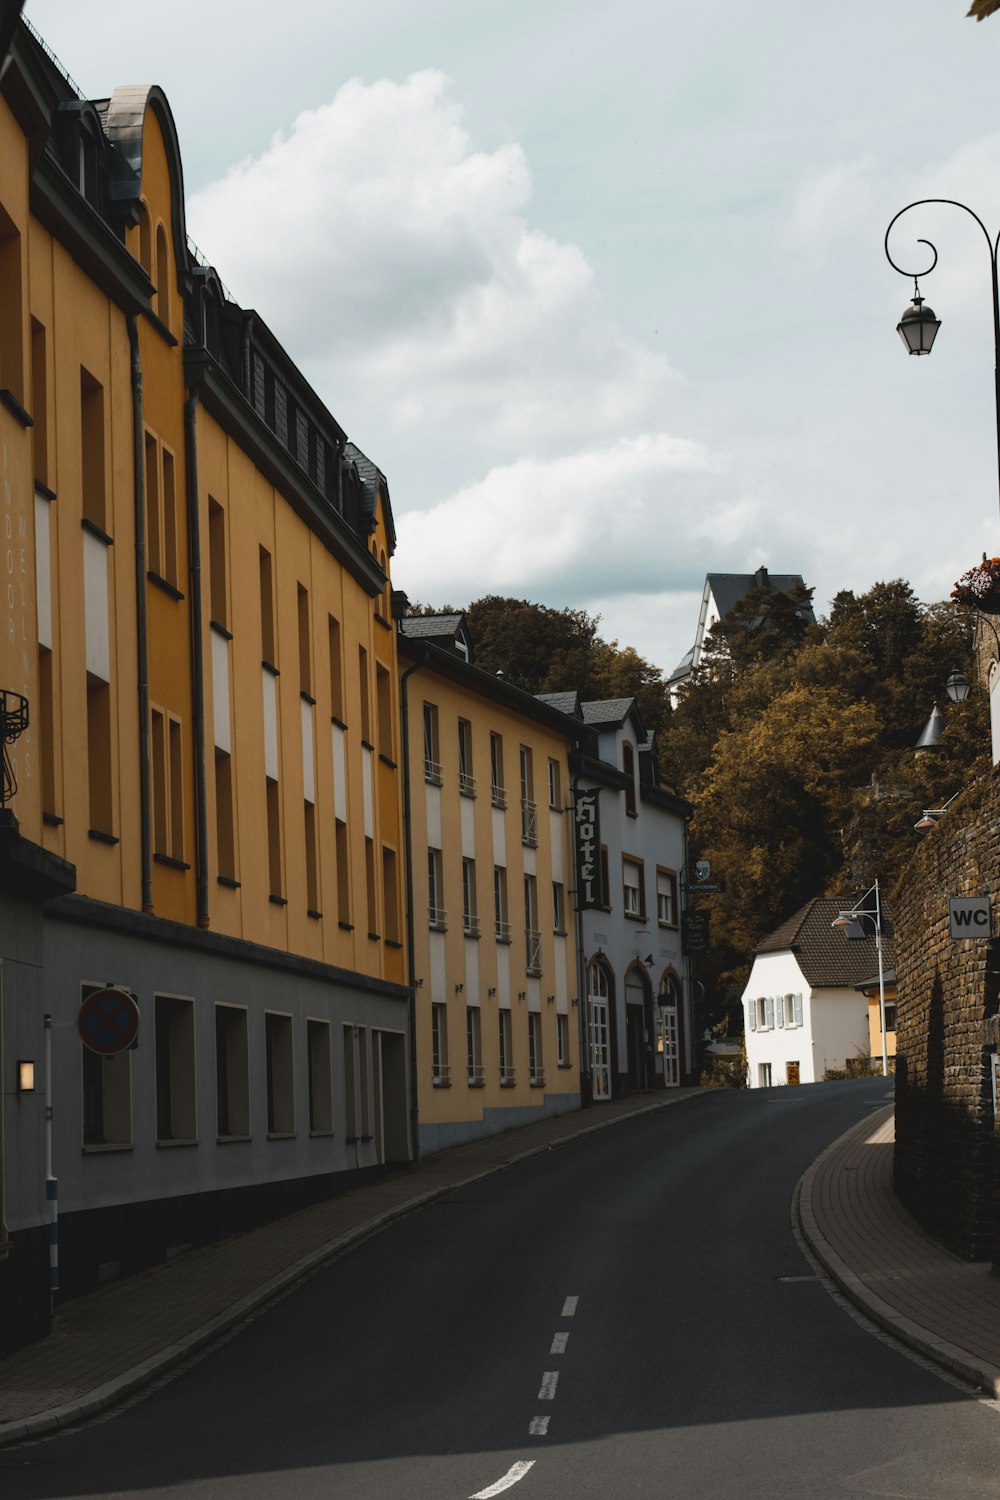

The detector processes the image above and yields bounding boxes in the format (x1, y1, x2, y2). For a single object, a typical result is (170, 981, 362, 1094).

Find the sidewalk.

(0, 1089, 702, 1446)
(796, 1104, 1000, 1399)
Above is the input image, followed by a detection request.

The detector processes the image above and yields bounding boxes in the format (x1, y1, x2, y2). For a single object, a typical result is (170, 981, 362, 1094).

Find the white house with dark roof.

(668, 567, 814, 704)
(742, 898, 893, 1086)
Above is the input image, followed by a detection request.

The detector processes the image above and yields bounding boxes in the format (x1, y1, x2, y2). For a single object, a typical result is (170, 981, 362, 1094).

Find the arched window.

(154, 223, 169, 327)
(136, 201, 152, 277)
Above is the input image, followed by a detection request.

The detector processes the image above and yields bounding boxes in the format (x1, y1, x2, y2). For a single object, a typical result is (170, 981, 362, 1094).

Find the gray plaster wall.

(417, 1089, 580, 1156)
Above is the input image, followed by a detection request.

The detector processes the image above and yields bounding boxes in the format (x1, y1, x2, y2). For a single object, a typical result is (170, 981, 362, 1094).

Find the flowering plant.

(951, 556, 1000, 612)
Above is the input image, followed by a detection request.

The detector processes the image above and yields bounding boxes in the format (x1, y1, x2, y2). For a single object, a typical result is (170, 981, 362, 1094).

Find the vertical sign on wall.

(573, 786, 602, 910)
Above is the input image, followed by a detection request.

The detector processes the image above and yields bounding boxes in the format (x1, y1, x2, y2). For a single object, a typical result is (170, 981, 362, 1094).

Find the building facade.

(399, 617, 585, 1152)
(0, 20, 409, 1353)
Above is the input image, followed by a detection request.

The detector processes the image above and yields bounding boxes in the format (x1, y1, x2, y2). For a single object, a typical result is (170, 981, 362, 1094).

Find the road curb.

(0, 1087, 707, 1447)
(794, 1106, 1000, 1400)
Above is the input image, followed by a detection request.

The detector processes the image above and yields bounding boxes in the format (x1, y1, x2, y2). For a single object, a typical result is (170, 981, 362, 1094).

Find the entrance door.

(592, 998, 611, 1100)
(786, 1060, 800, 1086)
(660, 1005, 679, 1087)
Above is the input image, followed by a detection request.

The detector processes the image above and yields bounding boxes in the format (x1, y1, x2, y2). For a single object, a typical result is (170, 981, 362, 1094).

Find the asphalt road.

(2, 1078, 998, 1500)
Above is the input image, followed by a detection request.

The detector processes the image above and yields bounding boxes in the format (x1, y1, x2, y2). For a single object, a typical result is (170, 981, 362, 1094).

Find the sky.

(23, 0, 1000, 678)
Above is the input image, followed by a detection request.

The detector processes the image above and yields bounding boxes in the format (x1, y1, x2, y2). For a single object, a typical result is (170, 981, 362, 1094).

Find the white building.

(667, 567, 814, 705)
(742, 898, 889, 1087)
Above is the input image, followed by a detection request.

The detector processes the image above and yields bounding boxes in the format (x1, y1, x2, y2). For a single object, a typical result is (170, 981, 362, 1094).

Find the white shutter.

(793, 993, 803, 1026)
(776, 996, 785, 1028)
(748, 1000, 757, 1032)
(764, 996, 775, 1029)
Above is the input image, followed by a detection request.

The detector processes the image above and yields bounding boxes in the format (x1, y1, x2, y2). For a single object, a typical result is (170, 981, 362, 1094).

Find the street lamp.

(885, 199, 1000, 516)
(832, 878, 889, 1078)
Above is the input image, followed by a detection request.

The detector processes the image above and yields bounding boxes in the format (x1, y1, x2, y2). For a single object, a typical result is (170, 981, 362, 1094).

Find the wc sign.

(949, 896, 991, 939)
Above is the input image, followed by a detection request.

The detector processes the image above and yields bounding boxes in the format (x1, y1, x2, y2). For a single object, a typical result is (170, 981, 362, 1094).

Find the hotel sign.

(573, 787, 603, 910)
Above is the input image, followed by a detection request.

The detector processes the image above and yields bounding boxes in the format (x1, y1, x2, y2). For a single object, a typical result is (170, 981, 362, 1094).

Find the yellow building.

(861, 972, 897, 1066)
(0, 18, 408, 1352)
(398, 616, 585, 1150)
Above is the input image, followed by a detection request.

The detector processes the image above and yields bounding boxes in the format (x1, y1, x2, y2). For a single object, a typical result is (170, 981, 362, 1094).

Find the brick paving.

(4, 1091, 999, 1447)
(797, 1104, 1000, 1397)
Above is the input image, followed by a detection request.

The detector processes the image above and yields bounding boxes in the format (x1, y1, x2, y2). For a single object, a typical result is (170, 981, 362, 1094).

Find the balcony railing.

(491, 782, 507, 809)
(459, 770, 476, 797)
(428, 905, 447, 929)
(468, 1063, 485, 1087)
(530, 1068, 546, 1088)
(495, 917, 511, 942)
(521, 797, 538, 845)
(424, 757, 443, 786)
(525, 928, 542, 975)
(499, 1065, 516, 1088)
(463, 912, 481, 938)
(432, 1063, 452, 1087)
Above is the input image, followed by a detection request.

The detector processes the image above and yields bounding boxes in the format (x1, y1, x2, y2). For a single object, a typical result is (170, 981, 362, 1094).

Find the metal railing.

(495, 918, 511, 942)
(530, 1068, 546, 1088)
(424, 758, 443, 786)
(468, 1064, 485, 1087)
(521, 798, 538, 845)
(432, 1063, 452, 1087)
(525, 928, 542, 975)
(428, 905, 447, 929)
(463, 912, 481, 938)
(491, 782, 507, 809)
(459, 770, 477, 797)
(499, 1065, 517, 1088)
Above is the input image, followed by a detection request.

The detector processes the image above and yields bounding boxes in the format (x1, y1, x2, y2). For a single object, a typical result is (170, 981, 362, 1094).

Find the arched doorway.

(625, 963, 654, 1090)
(658, 970, 682, 1088)
(588, 958, 613, 1101)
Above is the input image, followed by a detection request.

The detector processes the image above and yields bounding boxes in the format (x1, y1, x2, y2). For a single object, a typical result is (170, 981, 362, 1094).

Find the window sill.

(385, 939, 403, 950)
(210, 619, 233, 641)
(142, 306, 179, 347)
(557, 1061, 574, 1070)
(522, 839, 538, 850)
(309, 1128, 335, 1138)
(626, 810, 638, 819)
(429, 922, 447, 934)
(432, 1079, 452, 1089)
(88, 828, 119, 846)
(331, 715, 348, 731)
(496, 936, 512, 946)
(266, 1131, 296, 1141)
(379, 754, 397, 769)
(463, 929, 481, 941)
(500, 1080, 517, 1090)
(217, 875, 241, 889)
(217, 1134, 251, 1144)
(624, 912, 647, 923)
(148, 570, 184, 601)
(81, 517, 113, 546)
(361, 739, 374, 752)
(374, 613, 393, 632)
(269, 894, 288, 906)
(468, 1079, 485, 1089)
(0, 388, 32, 427)
(554, 928, 568, 938)
(82, 1141, 134, 1154)
(491, 796, 507, 810)
(338, 920, 354, 931)
(368, 931, 381, 942)
(154, 852, 190, 871)
(526, 968, 542, 979)
(459, 788, 476, 800)
(307, 908, 323, 920)
(657, 921, 679, 930)
(35, 480, 56, 501)
(300, 690, 316, 706)
(156, 1137, 199, 1149)
(530, 1080, 546, 1090)
(262, 659, 279, 677)
(43, 810, 63, 826)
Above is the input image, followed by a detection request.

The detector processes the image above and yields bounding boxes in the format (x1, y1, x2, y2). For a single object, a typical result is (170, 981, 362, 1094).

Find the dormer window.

(78, 127, 99, 206)
(623, 741, 637, 816)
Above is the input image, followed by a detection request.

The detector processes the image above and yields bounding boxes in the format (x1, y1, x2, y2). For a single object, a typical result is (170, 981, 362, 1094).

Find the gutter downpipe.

(127, 314, 153, 913)
(399, 645, 427, 1163)
(571, 749, 593, 1108)
(184, 388, 210, 928)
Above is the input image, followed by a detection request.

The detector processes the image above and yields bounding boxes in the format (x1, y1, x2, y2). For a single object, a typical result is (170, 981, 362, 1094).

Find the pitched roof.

(344, 441, 396, 553)
(580, 697, 636, 727)
(755, 897, 894, 988)
(706, 571, 814, 622)
(399, 613, 465, 640)
(536, 690, 582, 718)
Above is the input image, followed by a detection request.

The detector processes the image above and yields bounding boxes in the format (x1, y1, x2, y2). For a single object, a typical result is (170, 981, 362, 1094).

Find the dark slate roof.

(399, 613, 465, 640)
(756, 898, 894, 988)
(581, 698, 635, 727)
(345, 441, 395, 553)
(536, 691, 582, 718)
(668, 645, 695, 684)
(706, 571, 815, 622)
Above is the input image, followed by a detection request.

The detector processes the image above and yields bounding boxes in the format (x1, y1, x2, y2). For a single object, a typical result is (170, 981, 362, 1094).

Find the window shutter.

(776, 996, 784, 1028)
(748, 1000, 757, 1032)
(793, 993, 803, 1026)
(764, 996, 775, 1029)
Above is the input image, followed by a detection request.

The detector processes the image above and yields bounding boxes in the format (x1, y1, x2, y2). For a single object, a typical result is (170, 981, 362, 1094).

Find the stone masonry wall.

(891, 770, 1000, 1265)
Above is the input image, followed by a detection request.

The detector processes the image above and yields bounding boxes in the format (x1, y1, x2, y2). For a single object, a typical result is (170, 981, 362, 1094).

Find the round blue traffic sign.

(78, 987, 140, 1055)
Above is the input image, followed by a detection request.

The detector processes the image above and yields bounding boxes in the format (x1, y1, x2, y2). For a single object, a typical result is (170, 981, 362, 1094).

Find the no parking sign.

(78, 987, 140, 1054)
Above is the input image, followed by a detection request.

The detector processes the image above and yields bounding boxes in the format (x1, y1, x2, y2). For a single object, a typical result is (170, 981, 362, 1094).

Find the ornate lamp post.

(885, 199, 1000, 516)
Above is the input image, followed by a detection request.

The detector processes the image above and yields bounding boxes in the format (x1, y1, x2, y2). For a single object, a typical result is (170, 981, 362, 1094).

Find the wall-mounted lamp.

(414, 978, 424, 989)
(17, 1059, 35, 1093)
(914, 790, 961, 832)
(487, 987, 497, 998)
(642, 953, 654, 967)
(455, 983, 464, 994)
(517, 991, 527, 1001)
(546, 994, 555, 1005)
(571, 997, 579, 1007)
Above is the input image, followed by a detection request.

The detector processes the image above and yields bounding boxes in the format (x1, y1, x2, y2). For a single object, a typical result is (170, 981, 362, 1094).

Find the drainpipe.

(127, 315, 153, 913)
(681, 815, 694, 1083)
(184, 390, 210, 928)
(571, 749, 593, 1107)
(399, 645, 428, 1162)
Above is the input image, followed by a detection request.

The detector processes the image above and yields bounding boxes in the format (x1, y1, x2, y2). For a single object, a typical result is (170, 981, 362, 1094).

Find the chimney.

(755, 565, 768, 589)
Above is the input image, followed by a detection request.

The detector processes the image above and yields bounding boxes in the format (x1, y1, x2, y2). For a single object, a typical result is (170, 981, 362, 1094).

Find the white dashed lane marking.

(538, 1371, 559, 1400)
(550, 1332, 568, 1354)
(561, 1295, 579, 1317)
(529, 1416, 550, 1436)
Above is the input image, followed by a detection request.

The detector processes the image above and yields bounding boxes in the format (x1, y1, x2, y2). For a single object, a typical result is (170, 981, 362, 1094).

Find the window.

(552, 881, 566, 934)
(748, 996, 776, 1032)
(524, 875, 541, 975)
(329, 615, 344, 721)
(151, 707, 185, 862)
(335, 818, 350, 925)
(463, 857, 480, 936)
(467, 1006, 484, 1085)
(38, 646, 56, 817)
(155, 995, 196, 1141)
(428, 848, 445, 927)
(343, 1025, 358, 1140)
(557, 1013, 570, 1067)
(600, 846, 611, 911)
(432, 1004, 450, 1086)
(0, 208, 23, 402)
(623, 858, 645, 919)
(305, 802, 319, 913)
(259, 547, 276, 665)
(499, 1010, 514, 1086)
(623, 742, 637, 816)
(423, 703, 442, 783)
(266, 775, 282, 898)
(883, 1001, 897, 1033)
(656, 868, 678, 927)
(547, 758, 561, 810)
(520, 746, 537, 845)
(208, 499, 227, 628)
(365, 837, 378, 937)
(758, 1062, 772, 1087)
(30, 318, 48, 485)
(265, 1012, 294, 1134)
(154, 223, 170, 326)
(215, 1005, 249, 1137)
(358, 646, 371, 744)
(494, 865, 510, 941)
(382, 846, 400, 943)
(529, 1013, 544, 1086)
(458, 718, 475, 795)
(144, 433, 178, 587)
(490, 732, 506, 807)
(81, 987, 132, 1147)
(297, 585, 312, 696)
(307, 1019, 333, 1133)
(376, 664, 393, 759)
(87, 677, 113, 836)
(81, 367, 106, 531)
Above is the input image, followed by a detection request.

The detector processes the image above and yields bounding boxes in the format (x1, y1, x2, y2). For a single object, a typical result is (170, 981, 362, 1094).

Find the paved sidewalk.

(0, 1088, 703, 1447)
(796, 1105, 1000, 1399)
